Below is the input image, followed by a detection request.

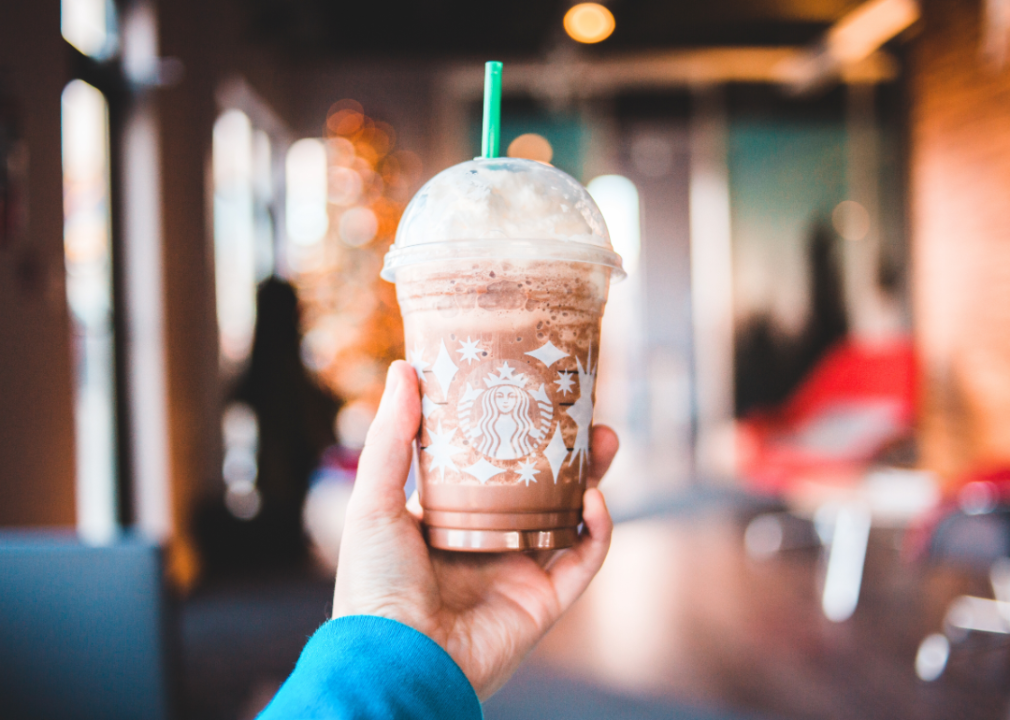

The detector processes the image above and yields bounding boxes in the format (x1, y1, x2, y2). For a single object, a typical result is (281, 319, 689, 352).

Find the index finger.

(546, 487, 613, 610)
(586, 425, 619, 490)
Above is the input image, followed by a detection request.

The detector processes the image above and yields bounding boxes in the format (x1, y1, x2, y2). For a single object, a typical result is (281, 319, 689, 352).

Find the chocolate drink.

(397, 258, 610, 551)
(382, 156, 624, 552)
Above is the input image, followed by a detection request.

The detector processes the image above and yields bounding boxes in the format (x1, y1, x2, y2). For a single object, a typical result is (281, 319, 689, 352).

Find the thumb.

(349, 360, 420, 514)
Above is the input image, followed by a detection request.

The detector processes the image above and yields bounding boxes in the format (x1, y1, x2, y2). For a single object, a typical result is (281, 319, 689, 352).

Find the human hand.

(333, 360, 618, 700)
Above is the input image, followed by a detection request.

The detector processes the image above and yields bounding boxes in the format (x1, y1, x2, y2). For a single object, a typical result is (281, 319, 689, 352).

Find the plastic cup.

(382, 157, 624, 551)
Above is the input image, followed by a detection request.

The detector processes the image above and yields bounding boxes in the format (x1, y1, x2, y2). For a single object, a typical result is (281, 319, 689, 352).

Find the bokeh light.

(285, 138, 329, 246)
(335, 401, 377, 450)
(221, 402, 261, 521)
(832, 199, 870, 241)
(339, 206, 378, 247)
(328, 166, 363, 206)
(507, 133, 554, 164)
(563, 3, 616, 44)
(61, 0, 116, 60)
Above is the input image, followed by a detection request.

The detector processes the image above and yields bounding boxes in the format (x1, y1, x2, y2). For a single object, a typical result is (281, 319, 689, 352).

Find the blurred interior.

(3, 0, 1010, 718)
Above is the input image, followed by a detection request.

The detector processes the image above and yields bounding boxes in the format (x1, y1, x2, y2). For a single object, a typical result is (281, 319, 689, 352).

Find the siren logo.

(457, 363, 554, 461)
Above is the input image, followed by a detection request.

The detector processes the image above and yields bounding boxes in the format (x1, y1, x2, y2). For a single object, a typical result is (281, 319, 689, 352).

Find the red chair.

(738, 337, 924, 623)
(738, 337, 917, 495)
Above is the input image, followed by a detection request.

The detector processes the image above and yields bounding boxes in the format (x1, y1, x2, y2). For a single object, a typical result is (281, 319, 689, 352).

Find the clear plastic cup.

(382, 157, 624, 551)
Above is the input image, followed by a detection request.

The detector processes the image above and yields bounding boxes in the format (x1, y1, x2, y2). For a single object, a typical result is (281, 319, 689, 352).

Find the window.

(61, 0, 118, 60)
(588, 175, 647, 450)
(213, 109, 276, 367)
(588, 175, 641, 274)
(284, 137, 329, 271)
(62, 79, 117, 544)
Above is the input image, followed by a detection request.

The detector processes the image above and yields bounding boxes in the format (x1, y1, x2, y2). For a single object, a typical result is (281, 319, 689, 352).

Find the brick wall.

(912, 0, 1010, 480)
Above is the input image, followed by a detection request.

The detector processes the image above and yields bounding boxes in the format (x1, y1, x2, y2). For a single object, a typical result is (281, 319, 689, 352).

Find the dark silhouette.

(197, 277, 340, 573)
(734, 219, 849, 416)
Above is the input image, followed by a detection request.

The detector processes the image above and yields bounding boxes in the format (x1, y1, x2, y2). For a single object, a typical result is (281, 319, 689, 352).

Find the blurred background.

(2, 0, 1010, 718)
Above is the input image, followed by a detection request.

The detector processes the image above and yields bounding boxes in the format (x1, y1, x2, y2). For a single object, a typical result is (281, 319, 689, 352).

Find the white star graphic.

(407, 344, 429, 381)
(498, 362, 516, 380)
(543, 425, 569, 483)
(431, 340, 459, 395)
(515, 458, 540, 487)
(422, 422, 464, 480)
(458, 337, 482, 364)
(525, 340, 570, 368)
(463, 459, 507, 485)
(554, 371, 576, 396)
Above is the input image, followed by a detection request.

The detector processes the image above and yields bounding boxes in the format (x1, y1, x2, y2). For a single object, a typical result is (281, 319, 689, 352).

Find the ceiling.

(245, 0, 867, 61)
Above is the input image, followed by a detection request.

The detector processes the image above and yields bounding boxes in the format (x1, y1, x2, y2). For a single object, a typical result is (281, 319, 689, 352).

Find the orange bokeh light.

(293, 98, 423, 403)
(563, 3, 615, 44)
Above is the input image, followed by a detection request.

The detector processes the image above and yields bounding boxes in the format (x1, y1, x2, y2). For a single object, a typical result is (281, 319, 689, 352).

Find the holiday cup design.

(414, 337, 596, 492)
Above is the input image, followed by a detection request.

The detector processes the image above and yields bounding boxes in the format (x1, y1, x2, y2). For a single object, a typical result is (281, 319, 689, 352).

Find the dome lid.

(382, 157, 623, 281)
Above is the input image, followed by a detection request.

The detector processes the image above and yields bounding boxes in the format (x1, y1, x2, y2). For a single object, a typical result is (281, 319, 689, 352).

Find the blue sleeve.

(257, 615, 483, 720)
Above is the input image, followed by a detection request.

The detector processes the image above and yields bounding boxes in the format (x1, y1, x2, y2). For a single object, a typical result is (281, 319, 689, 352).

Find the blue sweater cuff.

(258, 615, 482, 720)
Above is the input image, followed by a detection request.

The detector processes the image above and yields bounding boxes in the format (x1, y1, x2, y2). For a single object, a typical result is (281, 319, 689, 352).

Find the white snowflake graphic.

(407, 343, 429, 381)
(458, 337, 482, 364)
(423, 422, 464, 480)
(565, 348, 596, 479)
(515, 458, 540, 487)
(554, 371, 576, 396)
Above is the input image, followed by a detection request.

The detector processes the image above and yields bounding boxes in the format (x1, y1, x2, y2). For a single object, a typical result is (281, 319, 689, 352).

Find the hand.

(333, 360, 618, 700)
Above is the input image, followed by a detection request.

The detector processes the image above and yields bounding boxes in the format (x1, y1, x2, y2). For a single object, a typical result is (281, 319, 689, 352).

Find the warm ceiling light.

(827, 0, 919, 65)
(776, 0, 917, 92)
(564, 3, 615, 44)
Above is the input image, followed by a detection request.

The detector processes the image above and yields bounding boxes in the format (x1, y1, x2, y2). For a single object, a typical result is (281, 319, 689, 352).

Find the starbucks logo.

(456, 362, 554, 461)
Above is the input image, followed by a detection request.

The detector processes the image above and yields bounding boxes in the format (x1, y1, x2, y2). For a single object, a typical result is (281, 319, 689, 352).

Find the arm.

(258, 615, 481, 720)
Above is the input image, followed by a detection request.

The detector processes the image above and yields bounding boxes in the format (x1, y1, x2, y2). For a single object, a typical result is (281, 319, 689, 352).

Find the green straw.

(481, 61, 503, 159)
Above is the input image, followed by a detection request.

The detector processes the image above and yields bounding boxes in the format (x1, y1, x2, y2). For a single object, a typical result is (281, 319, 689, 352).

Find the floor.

(179, 507, 1010, 720)
(518, 514, 1010, 720)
